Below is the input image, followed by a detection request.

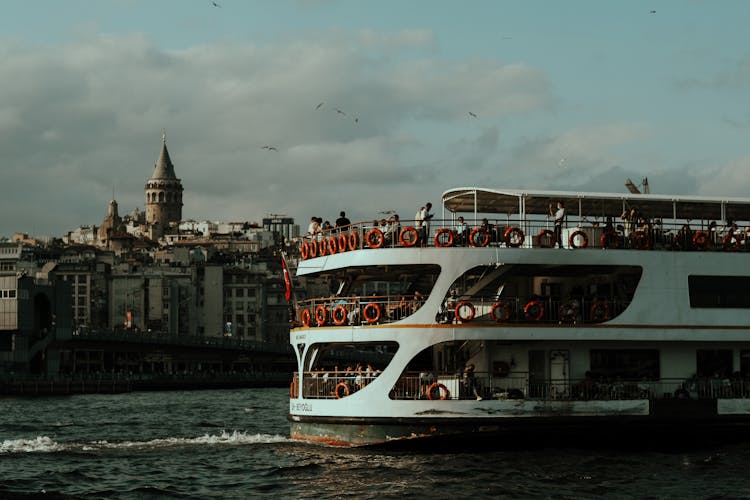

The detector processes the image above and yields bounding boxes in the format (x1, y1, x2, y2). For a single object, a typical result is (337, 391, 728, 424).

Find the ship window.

(696, 349, 732, 378)
(589, 349, 659, 379)
(688, 276, 750, 308)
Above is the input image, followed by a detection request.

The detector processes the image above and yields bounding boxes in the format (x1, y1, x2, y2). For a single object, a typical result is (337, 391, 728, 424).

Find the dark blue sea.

(2, 388, 749, 499)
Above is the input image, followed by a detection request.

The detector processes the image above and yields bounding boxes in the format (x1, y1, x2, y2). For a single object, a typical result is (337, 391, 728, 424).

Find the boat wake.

(0, 430, 290, 454)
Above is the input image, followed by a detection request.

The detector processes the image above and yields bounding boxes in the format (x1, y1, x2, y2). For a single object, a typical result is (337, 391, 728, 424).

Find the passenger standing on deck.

(549, 201, 566, 248)
(335, 211, 351, 230)
(464, 363, 482, 400)
(415, 202, 434, 246)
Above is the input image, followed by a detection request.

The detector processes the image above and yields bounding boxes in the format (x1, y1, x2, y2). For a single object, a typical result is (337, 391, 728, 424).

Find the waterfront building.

(145, 130, 184, 240)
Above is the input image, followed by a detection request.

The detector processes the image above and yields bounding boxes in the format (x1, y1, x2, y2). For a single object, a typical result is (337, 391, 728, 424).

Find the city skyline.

(2, 0, 750, 237)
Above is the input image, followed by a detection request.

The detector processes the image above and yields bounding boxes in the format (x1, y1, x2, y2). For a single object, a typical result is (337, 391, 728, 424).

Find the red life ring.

(469, 227, 490, 247)
(290, 380, 298, 398)
(332, 305, 347, 325)
(434, 228, 455, 247)
(365, 228, 385, 249)
(315, 305, 328, 326)
(327, 237, 338, 255)
(300, 241, 310, 260)
(632, 230, 652, 250)
(399, 226, 419, 247)
(348, 231, 360, 251)
(692, 230, 709, 250)
(569, 230, 588, 249)
(536, 229, 555, 248)
(337, 233, 349, 253)
(504, 227, 525, 247)
(363, 302, 381, 324)
(590, 301, 610, 322)
(301, 308, 312, 327)
(427, 382, 449, 400)
(723, 232, 743, 252)
(523, 300, 544, 321)
(490, 301, 511, 322)
(454, 301, 475, 323)
(318, 239, 328, 256)
(308, 240, 318, 258)
(600, 231, 622, 249)
(335, 382, 351, 399)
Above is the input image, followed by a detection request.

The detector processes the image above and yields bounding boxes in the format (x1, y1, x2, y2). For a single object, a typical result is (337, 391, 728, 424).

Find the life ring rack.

(427, 382, 450, 400)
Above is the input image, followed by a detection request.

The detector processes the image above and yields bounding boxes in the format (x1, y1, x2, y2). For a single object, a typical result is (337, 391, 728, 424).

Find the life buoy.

(434, 228, 455, 247)
(348, 231, 360, 251)
(327, 237, 338, 255)
(722, 232, 743, 252)
(301, 308, 312, 327)
(308, 240, 318, 258)
(504, 226, 525, 248)
(363, 302, 381, 324)
(469, 227, 490, 247)
(290, 380, 298, 398)
(489, 301, 511, 322)
(315, 305, 328, 326)
(523, 300, 544, 321)
(332, 305, 347, 326)
(337, 233, 349, 253)
(300, 241, 310, 260)
(399, 226, 419, 247)
(365, 228, 385, 249)
(600, 231, 622, 249)
(692, 230, 709, 250)
(335, 382, 350, 399)
(632, 230, 652, 250)
(427, 382, 449, 400)
(454, 301, 475, 323)
(569, 230, 588, 249)
(590, 301, 610, 322)
(318, 239, 328, 256)
(536, 229, 555, 248)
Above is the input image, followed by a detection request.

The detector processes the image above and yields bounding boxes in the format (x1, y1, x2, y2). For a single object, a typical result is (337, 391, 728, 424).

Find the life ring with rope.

(523, 300, 544, 321)
(308, 240, 318, 258)
(301, 308, 312, 327)
(365, 228, 385, 249)
(504, 226, 525, 248)
(317, 239, 328, 256)
(300, 241, 310, 260)
(348, 231, 360, 251)
(427, 382, 450, 400)
(399, 226, 419, 247)
(332, 305, 347, 326)
(490, 301, 511, 322)
(327, 237, 338, 255)
(335, 382, 351, 399)
(569, 230, 588, 249)
(363, 302, 382, 324)
(337, 233, 349, 253)
(454, 301, 475, 323)
(434, 228, 455, 247)
(290, 380, 298, 398)
(469, 227, 490, 247)
(315, 305, 328, 326)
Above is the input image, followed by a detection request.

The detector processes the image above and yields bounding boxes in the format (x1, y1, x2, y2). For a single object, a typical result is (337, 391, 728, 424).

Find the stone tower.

(145, 130, 183, 238)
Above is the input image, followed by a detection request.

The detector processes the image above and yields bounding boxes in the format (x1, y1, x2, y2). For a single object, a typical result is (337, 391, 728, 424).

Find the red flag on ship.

(281, 253, 292, 301)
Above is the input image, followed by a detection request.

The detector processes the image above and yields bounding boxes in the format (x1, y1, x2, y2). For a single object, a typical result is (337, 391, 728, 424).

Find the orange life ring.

(300, 241, 310, 260)
(365, 228, 385, 249)
(327, 237, 338, 255)
(523, 300, 544, 321)
(318, 239, 328, 256)
(600, 231, 622, 249)
(632, 230, 652, 250)
(335, 382, 351, 399)
(536, 229, 555, 248)
(723, 232, 743, 252)
(469, 227, 490, 247)
(290, 380, 298, 398)
(434, 228, 455, 247)
(504, 226, 525, 248)
(590, 301, 610, 322)
(315, 305, 328, 326)
(692, 230, 709, 250)
(427, 382, 449, 400)
(454, 301, 475, 323)
(337, 233, 349, 253)
(308, 240, 318, 258)
(332, 305, 347, 326)
(348, 231, 360, 251)
(489, 301, 511, 322)
(399, 226, 419, 247)
(301, 308, 312, 327)
(569, 230, 588, 249)
(363, 302, 381, 324)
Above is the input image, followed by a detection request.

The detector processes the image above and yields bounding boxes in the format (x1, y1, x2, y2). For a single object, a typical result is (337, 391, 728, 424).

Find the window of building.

(688, 276, 750, 308)
(589, 349, 660, 379)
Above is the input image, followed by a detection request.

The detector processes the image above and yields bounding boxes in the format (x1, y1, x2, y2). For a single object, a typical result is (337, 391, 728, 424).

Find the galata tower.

(145, 130, 183, 237)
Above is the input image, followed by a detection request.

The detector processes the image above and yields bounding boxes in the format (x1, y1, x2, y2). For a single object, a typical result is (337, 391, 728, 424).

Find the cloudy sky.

(2, 0, 750, 237)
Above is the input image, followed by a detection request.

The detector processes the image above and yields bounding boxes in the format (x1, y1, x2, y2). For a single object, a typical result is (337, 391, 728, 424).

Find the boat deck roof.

(442, 187, 750, 221)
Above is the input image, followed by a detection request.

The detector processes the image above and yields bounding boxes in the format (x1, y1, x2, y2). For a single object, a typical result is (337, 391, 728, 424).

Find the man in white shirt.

(415, 202, 433, 246)
(549, 201, 566, 248)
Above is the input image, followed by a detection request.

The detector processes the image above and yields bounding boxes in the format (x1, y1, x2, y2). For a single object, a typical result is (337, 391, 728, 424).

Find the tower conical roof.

(151, 130, 177, 180)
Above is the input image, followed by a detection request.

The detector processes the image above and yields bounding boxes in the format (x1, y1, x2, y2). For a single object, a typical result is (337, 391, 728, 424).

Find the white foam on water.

(3, 430, 290, 454)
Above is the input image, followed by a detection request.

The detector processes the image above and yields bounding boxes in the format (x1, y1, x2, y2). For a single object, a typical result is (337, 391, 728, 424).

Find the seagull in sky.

(354, 117, 359, 124)
(315, 102, 324, 110)
(335, 108, 346, 116)
(468, 111, 478, 118)
(558, 157, 567, 168)
(211, 1, 221, 7)
(261, 145, 278, 152)
(649, 10, 656, 14)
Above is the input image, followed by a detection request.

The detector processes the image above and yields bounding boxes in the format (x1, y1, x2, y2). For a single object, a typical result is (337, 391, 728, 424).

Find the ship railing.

(298, 218, 750, 253)
(301, 369, 382, 399)
(295, 295, 428, 327)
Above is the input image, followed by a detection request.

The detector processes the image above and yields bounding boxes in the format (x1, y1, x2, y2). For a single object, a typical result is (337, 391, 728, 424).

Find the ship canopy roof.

(442, 187, 750, 222)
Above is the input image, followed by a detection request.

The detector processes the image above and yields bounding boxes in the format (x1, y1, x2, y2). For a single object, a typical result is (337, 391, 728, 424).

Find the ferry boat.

(287, 187, 750, 447)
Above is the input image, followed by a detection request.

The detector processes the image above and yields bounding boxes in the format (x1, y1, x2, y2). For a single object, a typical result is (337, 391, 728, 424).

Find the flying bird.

(261, 145, 278, 152)
(468, 112, 478, 118)
(354, 117, 359, 124)
(649, 10, 656, 13)
(315, 102, 324, 110)
(335, 108, 346, 116)
(211, 1, 221, 7)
